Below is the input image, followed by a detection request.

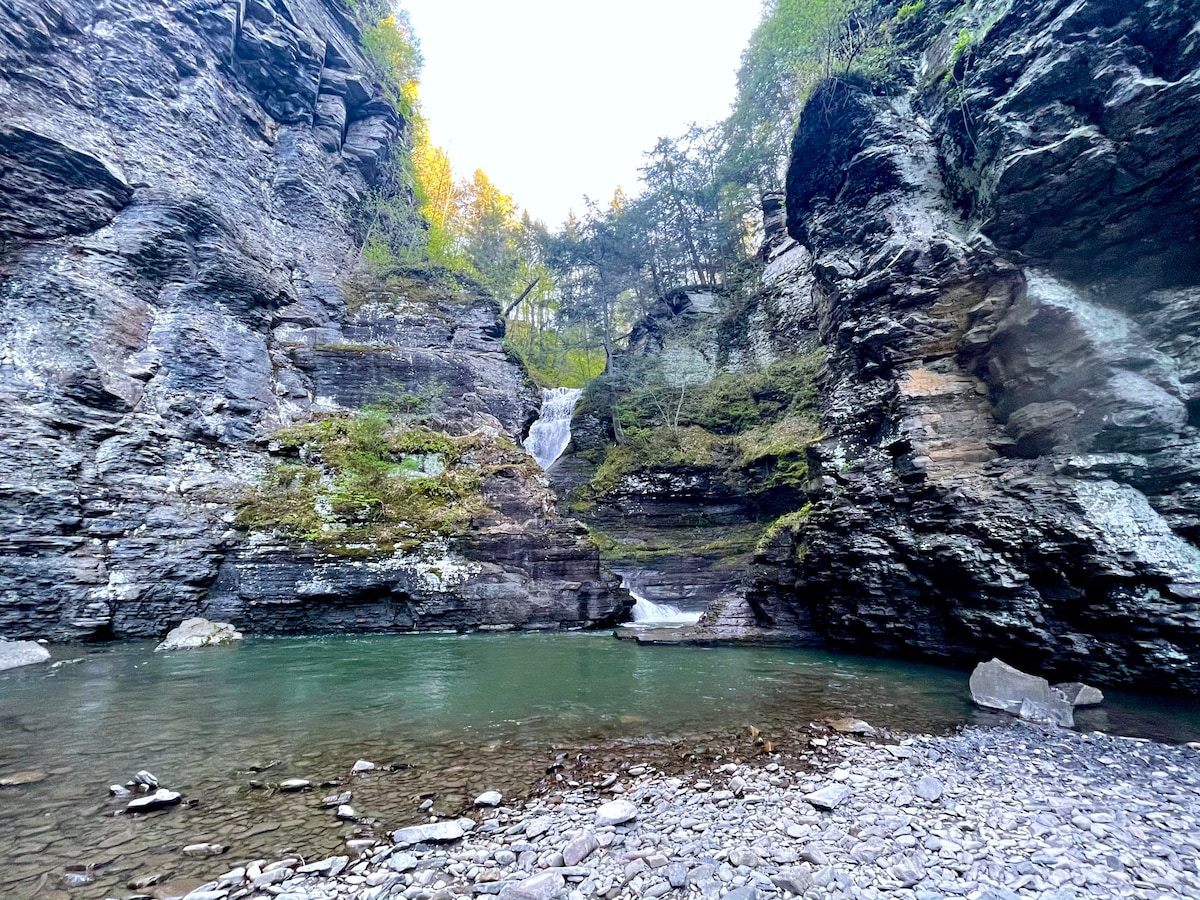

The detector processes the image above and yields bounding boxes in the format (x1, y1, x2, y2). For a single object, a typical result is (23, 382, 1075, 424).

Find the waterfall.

(524, 387, 583, 470)
(625, 580, 702, 626)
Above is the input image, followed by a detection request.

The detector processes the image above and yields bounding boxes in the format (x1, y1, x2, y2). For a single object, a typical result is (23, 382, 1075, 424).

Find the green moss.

(756, 504, 814, 553)
(580, 351, 824, 502)
(239, 409, 497, 553)
(314, 342, 390, 353)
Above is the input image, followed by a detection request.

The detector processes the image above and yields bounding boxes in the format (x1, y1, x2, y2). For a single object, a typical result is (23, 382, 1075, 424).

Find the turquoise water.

(1, 633, 1196, 898)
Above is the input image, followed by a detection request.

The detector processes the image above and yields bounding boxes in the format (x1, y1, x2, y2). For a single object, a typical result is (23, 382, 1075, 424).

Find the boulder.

(969, 659, 1073, 727)
(1053, 682, 1104, 707)
(155, 618, 243, 651)
(0, 639, 51, 671)
(595, 799, 639, 826)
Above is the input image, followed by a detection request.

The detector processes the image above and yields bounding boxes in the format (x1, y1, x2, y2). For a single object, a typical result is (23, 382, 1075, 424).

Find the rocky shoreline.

(177, 724, 1200, 900)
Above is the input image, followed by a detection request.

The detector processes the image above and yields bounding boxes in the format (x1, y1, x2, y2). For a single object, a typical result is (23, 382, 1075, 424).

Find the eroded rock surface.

(742, 0, 1200, 690)
(0, 0, 623, 639)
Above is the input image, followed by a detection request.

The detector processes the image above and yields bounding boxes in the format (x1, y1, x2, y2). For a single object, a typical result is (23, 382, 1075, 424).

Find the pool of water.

(1, 633, 1197, 898)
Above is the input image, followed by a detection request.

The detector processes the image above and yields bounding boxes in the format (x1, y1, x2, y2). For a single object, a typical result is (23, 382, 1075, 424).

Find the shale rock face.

(0, 0, 623, 638)
(750, 0, 1200, 690)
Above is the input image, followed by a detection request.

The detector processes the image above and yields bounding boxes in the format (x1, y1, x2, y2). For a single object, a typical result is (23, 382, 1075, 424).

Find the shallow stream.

(2, 633, 1197, 898)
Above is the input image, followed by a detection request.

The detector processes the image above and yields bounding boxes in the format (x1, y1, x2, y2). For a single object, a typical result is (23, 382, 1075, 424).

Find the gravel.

(182, 724, 1200, 899)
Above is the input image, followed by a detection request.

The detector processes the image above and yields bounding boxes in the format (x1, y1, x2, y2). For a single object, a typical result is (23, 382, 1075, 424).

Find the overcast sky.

(400, 0, 765, 227)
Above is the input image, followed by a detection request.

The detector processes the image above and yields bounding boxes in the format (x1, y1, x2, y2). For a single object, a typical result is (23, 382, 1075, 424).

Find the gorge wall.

(0, 0, 625, 639)
(747, 0, 1200, 690)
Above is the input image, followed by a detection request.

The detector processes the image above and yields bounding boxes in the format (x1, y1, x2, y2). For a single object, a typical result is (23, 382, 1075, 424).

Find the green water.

(1, 633, 1197, 898)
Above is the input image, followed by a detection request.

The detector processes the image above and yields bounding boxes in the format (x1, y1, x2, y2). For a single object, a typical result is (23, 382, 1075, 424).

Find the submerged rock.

(969, 659, 1074, 728)
(126, 789, 182, 813)
(155, 619, 242, 652)
(0, 640, 51, 671)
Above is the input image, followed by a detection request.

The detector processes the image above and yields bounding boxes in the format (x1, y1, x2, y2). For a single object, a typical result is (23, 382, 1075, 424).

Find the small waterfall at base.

(524, 387, 584, 470)
(624, 579, 703, 626)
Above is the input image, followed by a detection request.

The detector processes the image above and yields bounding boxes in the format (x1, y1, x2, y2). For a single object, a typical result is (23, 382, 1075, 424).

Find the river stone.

(1053, 682, 1104, 707)
(475, 790, 503, 807)
(562, 829, 599, 866)
(182, 843, 225, 857)
(126, 789, 182, 812)
(722, 887, 758, 900)
(772, 867, 814, 895)
(298, 856, 349, 877)
(352, 759, 376, 773)
(391, 820, 467, 846)
(803, 784, 850, 810)
(0, 770, 47, 786)
(1018, 697, 1074, 728)
(336, 804, 357, 820)
(498, 871, 566, 900)
(969, 659, 1073, 726)
(279, 779, 311, 792)
(914, 776, 943, 801)
(155, 618, 242, 651)
(595, 799, 638, 826)
(0, 640, 50, 670)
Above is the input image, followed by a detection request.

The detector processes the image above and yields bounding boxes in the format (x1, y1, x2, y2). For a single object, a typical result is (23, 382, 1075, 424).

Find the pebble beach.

(175, 723, 1200, 900)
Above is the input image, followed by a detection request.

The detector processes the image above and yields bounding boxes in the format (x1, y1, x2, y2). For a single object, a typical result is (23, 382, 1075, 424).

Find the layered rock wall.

(0, 0, 624, 638)
(750, 0, 1200, 690)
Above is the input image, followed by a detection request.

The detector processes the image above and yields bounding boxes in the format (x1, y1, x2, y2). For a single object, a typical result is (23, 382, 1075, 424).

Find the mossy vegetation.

(238, 406, 533, 555)
(579, 350, 823, 503)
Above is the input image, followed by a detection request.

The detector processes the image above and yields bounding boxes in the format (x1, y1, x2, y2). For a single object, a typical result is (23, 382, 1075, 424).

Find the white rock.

(352, 759, 377, 773)
(126, 789, 182, 812)
(595, 799, 638, 826)
(155, 617, 242, 651)
(0, 639, 51, 670)
(391, 820, 467, 846)
(475, 790, 503, 807)
(279, 778, 310, 792)
(803, 785, 850, 810)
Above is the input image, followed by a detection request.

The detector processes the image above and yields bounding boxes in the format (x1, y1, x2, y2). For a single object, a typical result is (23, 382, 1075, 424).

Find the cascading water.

(624, 577, 703, 626)
(524, 387, 584, 470)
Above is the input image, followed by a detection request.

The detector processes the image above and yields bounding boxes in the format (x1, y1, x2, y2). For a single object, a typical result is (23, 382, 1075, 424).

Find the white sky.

(399, 0, 765, 227)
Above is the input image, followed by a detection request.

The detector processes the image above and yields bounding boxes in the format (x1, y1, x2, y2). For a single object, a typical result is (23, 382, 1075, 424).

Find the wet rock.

(279, 779, 311, 792)
(969, 660, 1073, 727)
(1054, 682, 1104, 708)
(352, 760, 377, 773)
(182, 843, 226, 857)
(336, 804, 357, 821)
(803, 785, 850, 811)
(155, 618, 242, 651)
(0, 770, 48, 787)
(827, 717, 875, 736)
(322, 790, 353, 808)
(133, 771, 159, 790)
(126, 789, 182, 812)
(595, 799, 638, 826)
(0, 640, 51, 671)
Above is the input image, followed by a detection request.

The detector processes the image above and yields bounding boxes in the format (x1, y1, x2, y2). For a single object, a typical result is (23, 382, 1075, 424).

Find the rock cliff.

(0, 0, 625, 639)
(747, 0, 1200, 690)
